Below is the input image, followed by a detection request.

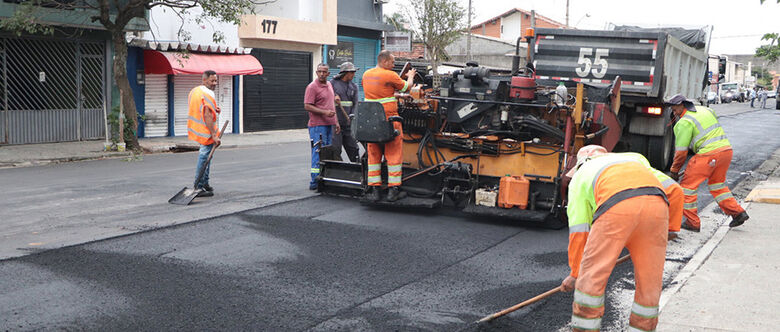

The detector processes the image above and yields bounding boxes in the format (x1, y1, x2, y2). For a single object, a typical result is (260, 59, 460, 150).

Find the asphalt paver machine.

(317, 33, 624, 229)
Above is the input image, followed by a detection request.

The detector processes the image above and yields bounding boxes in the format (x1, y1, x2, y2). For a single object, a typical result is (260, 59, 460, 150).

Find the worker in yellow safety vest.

(562, 145, 669, 332)
(665, 94, 748, 232)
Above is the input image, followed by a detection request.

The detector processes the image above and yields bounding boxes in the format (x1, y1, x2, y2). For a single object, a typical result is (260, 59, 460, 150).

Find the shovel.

(168, 121, 229, 205)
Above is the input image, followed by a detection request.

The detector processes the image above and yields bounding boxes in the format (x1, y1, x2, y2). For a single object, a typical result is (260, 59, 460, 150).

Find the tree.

(384, 12, 409, 32)
(756, 33, 780, 64)
(0, 0, 271, 152)
(752, 66, 773, 88)
(403, 0, 465, 75)
(756, 1, 779, 66)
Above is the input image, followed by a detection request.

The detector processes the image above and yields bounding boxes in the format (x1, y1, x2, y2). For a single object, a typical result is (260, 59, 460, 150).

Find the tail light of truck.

(637, 106, 663, 116)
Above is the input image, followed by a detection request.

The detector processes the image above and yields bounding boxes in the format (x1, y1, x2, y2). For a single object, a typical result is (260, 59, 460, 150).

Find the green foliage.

(107, 105, 145, 145)
(755, 33, 780, 64)
(385, 12, 409, 32)
(403, 0, 466, 70)
(0, 1, 54, 36)
(752, 67, 774, 87)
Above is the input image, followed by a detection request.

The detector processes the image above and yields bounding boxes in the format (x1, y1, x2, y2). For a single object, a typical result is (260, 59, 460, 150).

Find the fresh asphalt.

(0, 100, 777, 331)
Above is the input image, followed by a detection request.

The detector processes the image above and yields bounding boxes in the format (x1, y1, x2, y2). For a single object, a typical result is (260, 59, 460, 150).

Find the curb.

(658, 201, 748, 311)
(0, 153, 133, 169)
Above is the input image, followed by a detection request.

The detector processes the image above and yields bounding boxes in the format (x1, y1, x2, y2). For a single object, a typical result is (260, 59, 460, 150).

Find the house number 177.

(261, 19, 278, 34)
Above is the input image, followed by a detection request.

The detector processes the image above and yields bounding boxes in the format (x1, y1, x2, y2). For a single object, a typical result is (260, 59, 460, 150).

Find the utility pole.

(565, 0, 570, 27)
(467, 0, 472, 61)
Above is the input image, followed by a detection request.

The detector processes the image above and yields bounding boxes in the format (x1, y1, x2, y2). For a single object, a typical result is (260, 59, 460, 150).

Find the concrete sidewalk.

(0, 129, 309, 168)
(657, 178, 780, 331)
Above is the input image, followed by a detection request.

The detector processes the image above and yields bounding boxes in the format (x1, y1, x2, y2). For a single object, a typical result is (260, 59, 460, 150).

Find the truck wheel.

(647, 125, 674, 170)
(628, 133, 648, 156)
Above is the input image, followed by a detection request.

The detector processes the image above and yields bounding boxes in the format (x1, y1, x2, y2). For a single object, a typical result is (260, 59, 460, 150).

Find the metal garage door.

(0, 37, 106, 144)
(143, 74, 168, 137)
(327, 36, 379, 100)
(173, 75, 202, 136)
(174, 74, 233, 136)
(243, 49, 311, 132)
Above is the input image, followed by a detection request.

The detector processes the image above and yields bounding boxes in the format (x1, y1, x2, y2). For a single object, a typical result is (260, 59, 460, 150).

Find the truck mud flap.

(318, 160, 364, 197)
(462, 205, 549, 223)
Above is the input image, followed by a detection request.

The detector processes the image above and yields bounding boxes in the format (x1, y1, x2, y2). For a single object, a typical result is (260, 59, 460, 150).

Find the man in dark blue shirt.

(330, 62, 361, 162)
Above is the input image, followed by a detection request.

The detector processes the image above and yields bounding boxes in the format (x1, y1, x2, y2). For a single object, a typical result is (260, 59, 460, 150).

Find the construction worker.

(361, 50, 416, 202)
(622, 152, 684, 240)
(304, 63, 341, 190)
(562, 145, 669, 332)
(187, 70, 221, 198)
(666, 94, 748, 231)
(330, 62, 361, 162)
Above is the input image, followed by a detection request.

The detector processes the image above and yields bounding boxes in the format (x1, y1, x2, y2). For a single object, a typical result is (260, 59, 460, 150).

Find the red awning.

(144, 50, 263, 75)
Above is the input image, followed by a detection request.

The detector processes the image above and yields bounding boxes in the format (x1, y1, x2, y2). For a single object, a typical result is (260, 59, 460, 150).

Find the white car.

(707, 91, 719, 104)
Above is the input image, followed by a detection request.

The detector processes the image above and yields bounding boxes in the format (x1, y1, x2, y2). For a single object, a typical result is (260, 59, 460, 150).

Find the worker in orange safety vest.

(361, 50, 416, 202)
(187, 70, 221, 198)
(562, 145, 669, 332)
(665, 94, 748, 232)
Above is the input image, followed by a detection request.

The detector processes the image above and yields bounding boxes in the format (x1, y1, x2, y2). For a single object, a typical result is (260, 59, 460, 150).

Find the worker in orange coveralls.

(562, 145, 669, 332)
(361, 50, 416, 202)
(665, 94, 749, 232)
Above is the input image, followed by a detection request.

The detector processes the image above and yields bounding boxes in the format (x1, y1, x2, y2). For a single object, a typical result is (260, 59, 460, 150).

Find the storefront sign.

(385, 31, 411, 52)
(328, 41, 354, 69)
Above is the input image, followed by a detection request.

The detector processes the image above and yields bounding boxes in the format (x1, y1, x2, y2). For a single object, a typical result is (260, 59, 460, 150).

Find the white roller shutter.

(143, 74, 168, 137)
(174, 74, 233, 136)
(216, 75, 233, 132)
(173, 75, 202, 136)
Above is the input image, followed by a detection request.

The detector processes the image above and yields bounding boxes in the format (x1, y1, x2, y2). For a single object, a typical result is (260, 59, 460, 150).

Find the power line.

(711, 34, 765, 39)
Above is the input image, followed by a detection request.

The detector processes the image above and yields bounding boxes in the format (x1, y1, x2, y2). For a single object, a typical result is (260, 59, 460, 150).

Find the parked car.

(775, 85, 780, 110)
(768, 90, 776, 99)
(707, 91, 719, 104)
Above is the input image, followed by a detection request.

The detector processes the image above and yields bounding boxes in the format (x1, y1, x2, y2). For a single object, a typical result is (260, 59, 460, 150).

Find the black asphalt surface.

(1, 101, 778, 331)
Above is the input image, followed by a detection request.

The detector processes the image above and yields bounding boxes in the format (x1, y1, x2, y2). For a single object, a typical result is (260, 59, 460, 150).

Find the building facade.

(0, 1, 147, 145)
(469, 8, 567, 43)
(238, 0, 337, 131)
(128, 5, 261, 138)
(326, 0, 393, 99)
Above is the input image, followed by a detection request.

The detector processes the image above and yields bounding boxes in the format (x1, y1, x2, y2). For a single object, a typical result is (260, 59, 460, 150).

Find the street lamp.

(575, 14, 591, 28)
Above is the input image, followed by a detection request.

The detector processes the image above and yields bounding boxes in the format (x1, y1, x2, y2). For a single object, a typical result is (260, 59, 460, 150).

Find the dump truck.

(316, 27, 710, 228)
(532, 26, 712, 170)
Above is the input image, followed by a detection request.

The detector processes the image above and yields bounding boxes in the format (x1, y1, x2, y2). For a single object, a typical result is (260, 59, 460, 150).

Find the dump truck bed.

(531, 28, 709, 103)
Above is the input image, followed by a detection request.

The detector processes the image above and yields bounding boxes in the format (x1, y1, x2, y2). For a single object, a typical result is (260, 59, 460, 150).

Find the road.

(0, 100, 778, 331)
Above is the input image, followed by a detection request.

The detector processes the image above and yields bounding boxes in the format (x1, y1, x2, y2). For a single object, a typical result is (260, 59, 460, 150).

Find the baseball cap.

(565, 145, 608, 177)
(663, 94, 692, 106)
(338, 62, 359, 73)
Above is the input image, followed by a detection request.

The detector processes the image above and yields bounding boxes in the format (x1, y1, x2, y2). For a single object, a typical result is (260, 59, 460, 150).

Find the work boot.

(680, 220, 700, 232)
(195, 188, 214, 197)
(386, 187, 407, 202)
(364, 186, 380, 202)
(203, 184, 214, 192)
(729, 211, 749, 228)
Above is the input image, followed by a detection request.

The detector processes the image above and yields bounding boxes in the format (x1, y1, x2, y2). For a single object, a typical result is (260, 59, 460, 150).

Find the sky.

(385, 0, 780, 56)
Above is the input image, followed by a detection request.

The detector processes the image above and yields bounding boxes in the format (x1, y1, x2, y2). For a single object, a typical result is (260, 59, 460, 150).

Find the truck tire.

(627, 127, 673, 171)
(647, 124, 674, 170)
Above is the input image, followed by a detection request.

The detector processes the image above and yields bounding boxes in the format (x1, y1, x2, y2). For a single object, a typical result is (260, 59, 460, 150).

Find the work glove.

(668, 171, 679, 181)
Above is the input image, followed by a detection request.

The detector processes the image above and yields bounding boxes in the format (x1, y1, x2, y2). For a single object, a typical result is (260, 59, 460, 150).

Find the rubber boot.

(364, 186, 380, 202)
(729, 211, 749, 228)
(386, 187, 407, 202)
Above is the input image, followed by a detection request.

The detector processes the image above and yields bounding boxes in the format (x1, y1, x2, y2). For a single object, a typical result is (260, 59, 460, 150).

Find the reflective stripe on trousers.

(309, 125, 333, 186)
(367, 121, 404, 187)
(573, 195, 667, 332)
(680, 149, 744, 228)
